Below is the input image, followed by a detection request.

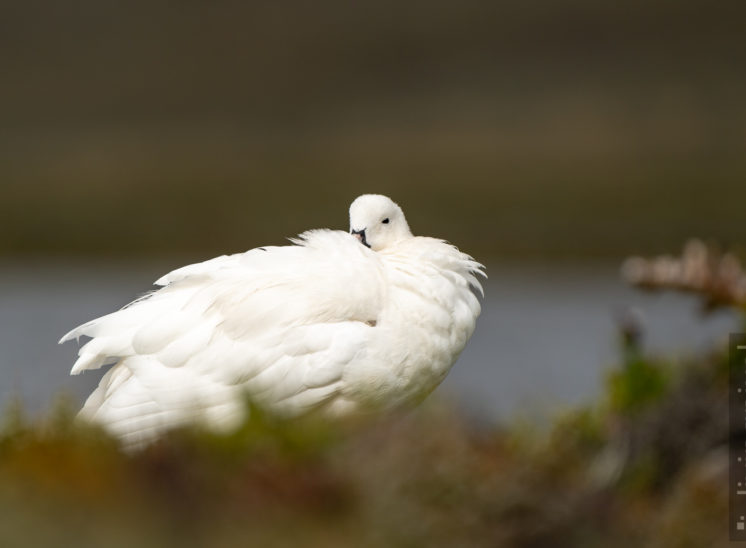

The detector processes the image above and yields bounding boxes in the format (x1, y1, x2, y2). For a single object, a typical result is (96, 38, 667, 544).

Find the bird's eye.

(382, 218, 390, 224)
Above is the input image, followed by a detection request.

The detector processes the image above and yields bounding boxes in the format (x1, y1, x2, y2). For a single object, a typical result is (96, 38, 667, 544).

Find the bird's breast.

(340, 256, 480, 410)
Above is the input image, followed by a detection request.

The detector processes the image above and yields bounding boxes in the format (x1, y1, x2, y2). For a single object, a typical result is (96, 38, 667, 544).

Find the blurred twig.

(621, 239, 746, 311)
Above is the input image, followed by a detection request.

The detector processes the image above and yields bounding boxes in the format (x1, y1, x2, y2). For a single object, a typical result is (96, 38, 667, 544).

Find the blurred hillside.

(1, 0, 744, 260)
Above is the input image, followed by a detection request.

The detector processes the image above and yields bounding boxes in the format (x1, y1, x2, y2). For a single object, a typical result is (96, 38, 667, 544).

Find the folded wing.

(60, 230, 384, 447)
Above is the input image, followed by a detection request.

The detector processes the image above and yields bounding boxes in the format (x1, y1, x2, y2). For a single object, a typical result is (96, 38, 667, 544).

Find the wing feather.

(63, 230, 384, 446)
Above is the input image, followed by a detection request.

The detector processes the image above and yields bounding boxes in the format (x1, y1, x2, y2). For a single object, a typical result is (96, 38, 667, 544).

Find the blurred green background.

(2, 3, 746, 546)
(2, 0, 744, 261)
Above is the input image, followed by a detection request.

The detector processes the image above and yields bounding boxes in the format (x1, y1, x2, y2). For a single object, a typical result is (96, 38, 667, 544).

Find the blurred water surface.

(0, 261, 738, 421)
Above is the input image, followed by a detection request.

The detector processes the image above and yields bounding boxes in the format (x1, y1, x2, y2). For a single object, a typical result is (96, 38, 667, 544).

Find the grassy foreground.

(3, 243, 743, 547)
(0, 328, 736, 547)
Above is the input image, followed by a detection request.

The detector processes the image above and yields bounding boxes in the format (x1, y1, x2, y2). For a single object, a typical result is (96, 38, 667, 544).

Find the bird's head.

(349, 194, 412, 251)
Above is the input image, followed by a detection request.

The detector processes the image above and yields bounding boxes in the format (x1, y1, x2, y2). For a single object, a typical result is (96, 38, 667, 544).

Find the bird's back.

(62, 230, 386, 448)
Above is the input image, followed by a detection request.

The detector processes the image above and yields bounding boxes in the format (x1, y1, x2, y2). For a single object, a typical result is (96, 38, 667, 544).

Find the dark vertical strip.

(730, 333, 746, 541)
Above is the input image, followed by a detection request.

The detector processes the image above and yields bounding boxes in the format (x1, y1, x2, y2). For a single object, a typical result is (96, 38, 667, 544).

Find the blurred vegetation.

(0, 347, 734, 546)
(1, 0, 745, 260)
(1, 278, 741, 547)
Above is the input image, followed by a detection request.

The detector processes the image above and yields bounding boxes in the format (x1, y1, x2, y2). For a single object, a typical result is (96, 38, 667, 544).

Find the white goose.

(60, 194, 485, 448)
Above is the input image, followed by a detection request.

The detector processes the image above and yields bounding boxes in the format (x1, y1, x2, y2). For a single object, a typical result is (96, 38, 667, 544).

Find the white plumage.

(60, 194, 485, 448)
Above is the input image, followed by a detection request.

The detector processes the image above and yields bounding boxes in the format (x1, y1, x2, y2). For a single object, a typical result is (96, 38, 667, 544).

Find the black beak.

(351, 229, 370, 248)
